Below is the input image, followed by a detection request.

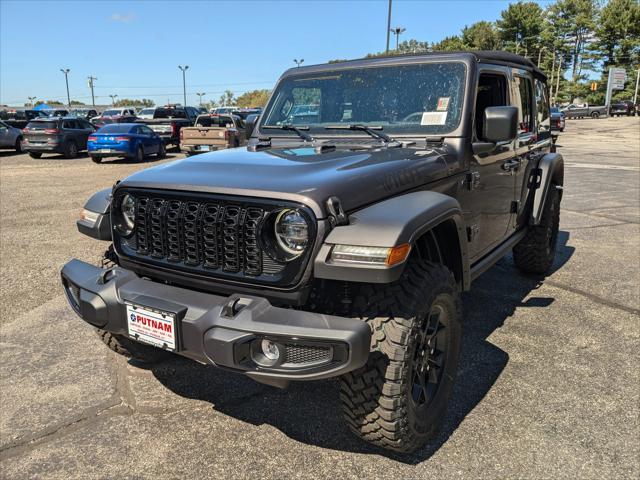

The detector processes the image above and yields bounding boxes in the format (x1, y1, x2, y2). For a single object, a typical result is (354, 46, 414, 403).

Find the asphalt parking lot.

(1, 117, 638, 478)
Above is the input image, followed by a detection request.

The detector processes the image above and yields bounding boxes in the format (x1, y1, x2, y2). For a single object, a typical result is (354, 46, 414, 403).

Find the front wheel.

(64, 141, 78, 158)
(134, 145, 144, 162)
(15, 137, 22, 153)
(591, 111, 600, 119)
(97, 329, 173, 363)
(157, 142, 166, 158)
(340, 260, 462, 453)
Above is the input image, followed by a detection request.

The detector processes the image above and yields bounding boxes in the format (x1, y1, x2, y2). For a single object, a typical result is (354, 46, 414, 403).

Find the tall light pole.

(390, 27, 405, 51)
(386, 0, 392, 53)
(87, 76, 97, 108)
(28, 96, 36, 107)
(109, 94, 118, 106)
(293, 59, 304, 68)
(196, 92, 205, 106)
(60, 68, 71, 107)
(178, 65, 189, 106)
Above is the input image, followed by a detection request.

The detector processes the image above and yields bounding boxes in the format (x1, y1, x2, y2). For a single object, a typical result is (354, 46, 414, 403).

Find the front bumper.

(61, 259, 371, 385)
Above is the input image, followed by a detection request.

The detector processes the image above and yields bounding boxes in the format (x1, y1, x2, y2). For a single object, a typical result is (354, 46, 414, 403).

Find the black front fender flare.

(314, 191, 470, 287)
(532, 152, 563, 225)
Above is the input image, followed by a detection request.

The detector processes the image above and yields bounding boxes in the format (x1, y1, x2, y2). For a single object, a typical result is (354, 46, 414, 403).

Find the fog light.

(261, 339, 281, 361)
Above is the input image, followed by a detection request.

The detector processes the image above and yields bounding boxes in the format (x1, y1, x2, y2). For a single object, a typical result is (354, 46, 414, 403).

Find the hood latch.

(326, 196, 349, 227)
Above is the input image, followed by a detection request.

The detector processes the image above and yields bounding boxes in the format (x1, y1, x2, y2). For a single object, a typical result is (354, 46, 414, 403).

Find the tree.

(462, 21, 500, 50)
(497, 1, 544, 56)
(593, 0, 640, 68)
(218, 90, 236, 107)
(69, 100, 85, 106)
(113, 98, 154, 107)
(45, 100, 64, 106)
(431, 35, 466, 51)
(235, 89, 271, 108)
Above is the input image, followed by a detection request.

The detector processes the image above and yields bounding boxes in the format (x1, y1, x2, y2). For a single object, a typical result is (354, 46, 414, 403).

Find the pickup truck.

(561, 103, 607, 119)
(0, 109, 49, 129)
(136, 105, 199, 147)
(179, 114, 247, 155)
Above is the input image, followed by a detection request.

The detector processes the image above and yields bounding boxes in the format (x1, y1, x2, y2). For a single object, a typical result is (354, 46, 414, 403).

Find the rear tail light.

(88, 136, 97, 142)
(115, 136, 130, 142)
(224, 130, 231, 141)
(556, 119, 561, 127)
(44, 129, 59, 134)
(171, 122, 178, 137)
(180, 128, 184, 141)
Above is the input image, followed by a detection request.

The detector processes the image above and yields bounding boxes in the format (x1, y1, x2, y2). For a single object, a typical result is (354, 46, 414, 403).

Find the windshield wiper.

(262, 124, 314, 142)
(324, 124, 393, 143)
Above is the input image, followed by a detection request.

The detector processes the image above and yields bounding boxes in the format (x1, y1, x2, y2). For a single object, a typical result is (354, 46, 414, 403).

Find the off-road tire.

(63, 141, 78, 159)
(97, 329, 173, 363)
(29, 152, 42, 159)
(340, 260, 462, 453)
(513, 184, 560, 274)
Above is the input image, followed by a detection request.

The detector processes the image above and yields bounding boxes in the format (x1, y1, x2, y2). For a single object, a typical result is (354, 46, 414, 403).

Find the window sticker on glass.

(437, 97, 450, 111)
(421, 111, 448, 125)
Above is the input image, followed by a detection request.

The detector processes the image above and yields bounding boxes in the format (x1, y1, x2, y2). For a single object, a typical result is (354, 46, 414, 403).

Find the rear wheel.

(591, 111, 600, 119)
(29, 152, 42, 159)
(14, 137, 22, 153)
(340, 260, 462, 453)
(134, 145, 144, 162)
(157, 142, 166, 158)
(91, 156, 102, 164)
(513, 184, 561, 274)
(64, 141, 78, 158)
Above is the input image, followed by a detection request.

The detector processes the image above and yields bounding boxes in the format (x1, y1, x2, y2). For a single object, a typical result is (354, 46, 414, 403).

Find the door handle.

(502, 159, 521, 172)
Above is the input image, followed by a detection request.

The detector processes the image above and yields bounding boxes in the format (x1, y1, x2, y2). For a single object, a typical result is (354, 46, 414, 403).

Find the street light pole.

(196, 92, 205, 106)
(390, 27, 405, 51)
(87, 76, 97, 108)
(28, 96, 36, 107)
(386, 0, 392, 54)
(109, 94, 118, 106)
(178, 65, 189, 106)
(60, 68, 70, 107)
(293, 59, 304, 67)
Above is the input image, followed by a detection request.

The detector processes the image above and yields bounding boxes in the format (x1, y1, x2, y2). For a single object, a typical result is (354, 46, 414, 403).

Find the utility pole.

(390, 27, 405, 51)
(196, 92, 205, 106)
(178, 65, 189, 106)
(28, 96, 36, 107)
(385, 0, 392, 54)
(87, 76, 97, 108)
(60, 68, 71, 107)
(293, 59, 304, 67)
(109, 94, 118, 106)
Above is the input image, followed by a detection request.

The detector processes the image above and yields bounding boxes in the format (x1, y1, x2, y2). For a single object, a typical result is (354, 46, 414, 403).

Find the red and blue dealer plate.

(126, 303, 176, 351)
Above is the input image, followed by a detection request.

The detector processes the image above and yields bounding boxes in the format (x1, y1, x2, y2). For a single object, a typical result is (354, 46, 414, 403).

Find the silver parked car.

(0, 120, 23, 153)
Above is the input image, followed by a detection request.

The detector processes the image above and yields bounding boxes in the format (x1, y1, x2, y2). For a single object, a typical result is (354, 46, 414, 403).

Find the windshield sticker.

(437, 97, 450, 111)
(421, 111, 448, 126)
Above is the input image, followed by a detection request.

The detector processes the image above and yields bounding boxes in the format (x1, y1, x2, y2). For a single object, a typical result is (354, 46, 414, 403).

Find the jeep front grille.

(114, 190, 314, 288)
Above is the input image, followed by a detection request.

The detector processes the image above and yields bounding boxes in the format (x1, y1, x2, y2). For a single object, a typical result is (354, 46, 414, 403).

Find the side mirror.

(245, 117, 257, 138)
(483, 106, 518, 143)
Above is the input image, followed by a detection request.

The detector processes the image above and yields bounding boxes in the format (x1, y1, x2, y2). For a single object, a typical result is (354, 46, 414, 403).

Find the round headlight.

(274, 209, 309, 257)
(119, 194, 136, 234)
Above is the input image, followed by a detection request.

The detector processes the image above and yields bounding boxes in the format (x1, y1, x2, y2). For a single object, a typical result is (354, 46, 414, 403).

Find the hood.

(119, 144, 460, 218)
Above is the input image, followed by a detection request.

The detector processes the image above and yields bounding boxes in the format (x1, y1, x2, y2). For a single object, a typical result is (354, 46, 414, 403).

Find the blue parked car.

(88, 123, 165, 163)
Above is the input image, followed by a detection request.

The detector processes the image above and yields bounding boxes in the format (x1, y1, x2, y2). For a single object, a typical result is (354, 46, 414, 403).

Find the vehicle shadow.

(150, 231, 574, 464)
(100, 153, 178, 165)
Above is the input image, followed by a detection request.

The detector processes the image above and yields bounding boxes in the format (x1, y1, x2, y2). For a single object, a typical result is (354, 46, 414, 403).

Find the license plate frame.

(126, 303, 177, 351)
(198, 145, 211, 151)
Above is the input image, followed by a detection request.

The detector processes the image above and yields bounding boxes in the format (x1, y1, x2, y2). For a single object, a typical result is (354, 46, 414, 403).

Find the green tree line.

(362, 0, 639, 104)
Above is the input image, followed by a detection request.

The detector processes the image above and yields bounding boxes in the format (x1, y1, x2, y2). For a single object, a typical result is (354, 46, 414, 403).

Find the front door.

(468, 69, 517, 260)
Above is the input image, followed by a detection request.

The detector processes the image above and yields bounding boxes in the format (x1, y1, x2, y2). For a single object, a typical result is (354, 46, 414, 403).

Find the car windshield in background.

(261, 62, 466, 136)
(551, 107, 560, 113)
(196, 116, 234, 127)
(138, 109, 155, 115)
(102, 110, 120, 116)
(26, 121, 57, 130)
(154, 108, 187, 119)
(98, 124, 134, 133)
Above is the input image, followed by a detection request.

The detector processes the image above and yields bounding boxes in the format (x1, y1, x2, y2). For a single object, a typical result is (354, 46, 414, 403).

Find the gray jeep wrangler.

(61, 51, 563, 453)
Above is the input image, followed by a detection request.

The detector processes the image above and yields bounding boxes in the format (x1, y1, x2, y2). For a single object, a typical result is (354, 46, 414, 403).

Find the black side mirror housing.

(483, 106, 518, 143)
(245, 116, 258, 138)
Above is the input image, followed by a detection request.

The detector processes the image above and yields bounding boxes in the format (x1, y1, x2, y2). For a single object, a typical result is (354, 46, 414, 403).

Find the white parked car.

(137, 107, 157, 119)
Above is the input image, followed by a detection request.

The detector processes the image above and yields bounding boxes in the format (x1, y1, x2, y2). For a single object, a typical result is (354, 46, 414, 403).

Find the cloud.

(110, 13, 135, 23)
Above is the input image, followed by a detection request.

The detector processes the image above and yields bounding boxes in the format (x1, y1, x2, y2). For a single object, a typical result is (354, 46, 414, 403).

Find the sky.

(1, 0, 552, 107)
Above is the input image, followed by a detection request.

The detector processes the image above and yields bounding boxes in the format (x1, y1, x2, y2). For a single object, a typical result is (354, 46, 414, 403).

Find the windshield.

(138, 109, 154, 115)
(154, 108, 187, 119)
(102, 109, 120, 116)
(550, 107, 559, 113)
(261, 62, 466, 136)
(98, 124, 134, 133)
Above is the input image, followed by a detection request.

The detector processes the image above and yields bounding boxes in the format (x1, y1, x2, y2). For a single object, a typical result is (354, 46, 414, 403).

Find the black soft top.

(283, 50, 547, 81)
